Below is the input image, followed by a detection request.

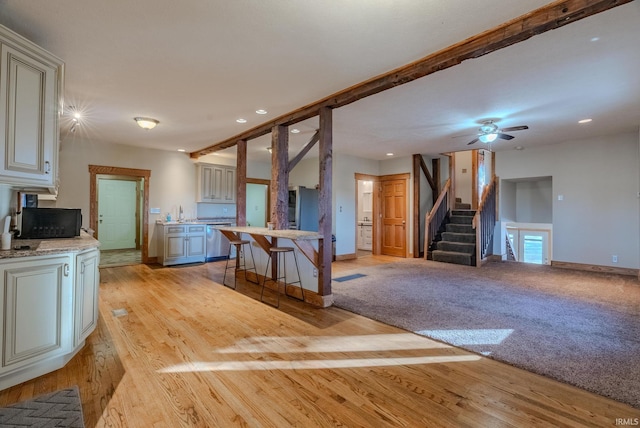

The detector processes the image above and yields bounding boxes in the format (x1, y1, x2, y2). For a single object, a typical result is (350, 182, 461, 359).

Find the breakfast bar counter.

(215, 226, 331, 306)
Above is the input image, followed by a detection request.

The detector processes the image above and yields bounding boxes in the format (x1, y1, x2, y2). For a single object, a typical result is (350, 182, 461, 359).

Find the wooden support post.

(412, 155, 421, 258)
(271, 125, 289, 230)
(236, 139, 247, 226)
(318, 107, 333, 298)
(432, 158, 441, 202)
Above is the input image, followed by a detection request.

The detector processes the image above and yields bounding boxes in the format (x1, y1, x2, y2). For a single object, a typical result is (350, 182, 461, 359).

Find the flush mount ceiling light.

(236, 118, 247, 123)
(134, 117, 159, 130)
(290, 128, 300, 134)
(256, 109, 267, 115)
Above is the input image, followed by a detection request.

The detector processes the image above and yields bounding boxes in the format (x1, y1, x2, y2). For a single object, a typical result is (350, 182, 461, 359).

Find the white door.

(98, 179, 138, 250)
(246, 183, 268, 227)
(517, 230, 550, 265)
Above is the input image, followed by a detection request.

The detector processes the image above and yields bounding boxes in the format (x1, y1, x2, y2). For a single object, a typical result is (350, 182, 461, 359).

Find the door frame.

(355, 173, 380, 255)
(89, 165, 151, 263)
(246, 178, 271, 227)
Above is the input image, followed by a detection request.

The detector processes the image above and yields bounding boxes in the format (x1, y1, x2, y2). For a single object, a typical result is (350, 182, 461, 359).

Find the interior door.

(98, 179, 137, 250)
(381, 178, 407, 257)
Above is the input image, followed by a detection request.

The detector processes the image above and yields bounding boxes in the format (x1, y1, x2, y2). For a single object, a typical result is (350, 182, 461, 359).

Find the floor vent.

(112, 308, 129, 317)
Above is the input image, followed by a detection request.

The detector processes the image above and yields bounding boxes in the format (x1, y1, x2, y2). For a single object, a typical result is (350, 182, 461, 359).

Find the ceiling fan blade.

(497, 133, 515, 140)
(467, 138, 479, 145)
(501, 125, 529, 132)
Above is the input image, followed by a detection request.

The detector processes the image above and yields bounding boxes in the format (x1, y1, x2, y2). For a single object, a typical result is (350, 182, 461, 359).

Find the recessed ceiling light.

(177, 149, 186, 152)
(291, 128, 300, 134)
(236, 118, 247, 123)
(256, 109, 267, 115)
(386, 153, 394, 156)
(515, 146, 524, 151)
(590, 37, 600, 42)
(578, 118, 592, 124)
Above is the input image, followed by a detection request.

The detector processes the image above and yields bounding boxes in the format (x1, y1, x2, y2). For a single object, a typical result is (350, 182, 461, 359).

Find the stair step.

(446, 223, 474, 234)
(437, 241, 475, 254)
(442, 232, 476, 243)
(432, 250, 472, 266)
(455, 202, 471, 210)
(449, 215, 473, 225)
(452, 209, 476, 217)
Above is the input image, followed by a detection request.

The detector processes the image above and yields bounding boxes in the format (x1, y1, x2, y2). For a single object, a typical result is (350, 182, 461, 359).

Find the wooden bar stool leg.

(284, 250, 304, 303)
(260, 252, 279, 308)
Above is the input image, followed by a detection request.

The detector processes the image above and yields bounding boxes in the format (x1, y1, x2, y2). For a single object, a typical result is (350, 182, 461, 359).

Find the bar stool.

(223, 240, 258, 289)
(261, 247, 304, 308)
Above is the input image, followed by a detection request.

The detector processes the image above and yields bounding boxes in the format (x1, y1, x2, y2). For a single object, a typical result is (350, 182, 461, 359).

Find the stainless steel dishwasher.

(206, 223, 232, 261)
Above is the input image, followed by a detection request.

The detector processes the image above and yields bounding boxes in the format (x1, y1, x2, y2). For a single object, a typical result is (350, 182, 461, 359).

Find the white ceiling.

(0, 1, 638, 163)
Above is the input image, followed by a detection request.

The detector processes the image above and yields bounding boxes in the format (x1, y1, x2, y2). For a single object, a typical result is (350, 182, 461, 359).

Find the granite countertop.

(0, 231, 100, 260)
(157, 218, 235, 226)
(215, 225, 323, 241)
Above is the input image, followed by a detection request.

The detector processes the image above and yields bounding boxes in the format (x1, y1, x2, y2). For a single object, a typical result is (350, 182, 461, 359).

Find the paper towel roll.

(1, 232, 10, 250)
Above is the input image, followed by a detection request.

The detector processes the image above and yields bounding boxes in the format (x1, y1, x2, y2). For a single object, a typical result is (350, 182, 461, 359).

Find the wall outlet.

(612, 255, 618, 263)
(313, 268, 318, 277)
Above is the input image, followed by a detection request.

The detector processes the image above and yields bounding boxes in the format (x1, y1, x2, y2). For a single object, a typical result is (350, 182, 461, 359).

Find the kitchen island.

(215, 226, 331, 307)
(0, 232, 100, 389)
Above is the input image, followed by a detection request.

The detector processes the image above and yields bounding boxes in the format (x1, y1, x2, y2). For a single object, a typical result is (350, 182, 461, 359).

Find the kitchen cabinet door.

(196, 163, 236, 203)
(0, 25, 64, 190)
(74, 249, 100, 346)
(0, 255, 72, 372)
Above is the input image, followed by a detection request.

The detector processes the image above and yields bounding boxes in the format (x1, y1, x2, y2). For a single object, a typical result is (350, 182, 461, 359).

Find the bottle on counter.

(166, 212, 172, 222)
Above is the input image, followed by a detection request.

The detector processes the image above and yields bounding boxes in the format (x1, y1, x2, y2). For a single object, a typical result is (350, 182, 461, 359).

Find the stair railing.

(505, 235, 517, 261)
(472, 176, 497, 267)
(424, 179, 451, 259)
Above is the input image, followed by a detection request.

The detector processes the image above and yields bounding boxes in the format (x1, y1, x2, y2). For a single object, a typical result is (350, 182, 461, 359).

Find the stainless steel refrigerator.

(288, 186, 318, 231)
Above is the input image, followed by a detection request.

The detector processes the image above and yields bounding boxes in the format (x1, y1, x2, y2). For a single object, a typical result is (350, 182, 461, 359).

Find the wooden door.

(381, 178, 407, 257)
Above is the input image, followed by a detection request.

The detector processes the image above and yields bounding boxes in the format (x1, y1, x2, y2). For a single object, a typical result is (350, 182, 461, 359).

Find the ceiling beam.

(190, 0, 632, 159)
(288, 130, 319, 173)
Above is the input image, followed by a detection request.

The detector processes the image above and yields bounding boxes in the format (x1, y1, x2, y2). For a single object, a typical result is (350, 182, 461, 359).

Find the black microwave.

(20, 208, 82, 239)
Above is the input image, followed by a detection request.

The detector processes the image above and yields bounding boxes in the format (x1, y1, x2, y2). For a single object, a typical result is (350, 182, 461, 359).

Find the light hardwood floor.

(0, 256, 638, 427)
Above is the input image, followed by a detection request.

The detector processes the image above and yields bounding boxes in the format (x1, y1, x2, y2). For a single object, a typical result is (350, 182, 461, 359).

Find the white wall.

(496, 132, 640, 269)
(57, 137, 200, 257)
(515, 179, 552, 223)
(454, 151, 472, 205)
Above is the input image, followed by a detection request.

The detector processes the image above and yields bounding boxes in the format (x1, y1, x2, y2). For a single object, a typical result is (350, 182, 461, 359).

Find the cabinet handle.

(64, 263, 70, 276)
(45, 161, 51, 174)
(80, 261, 85, 274)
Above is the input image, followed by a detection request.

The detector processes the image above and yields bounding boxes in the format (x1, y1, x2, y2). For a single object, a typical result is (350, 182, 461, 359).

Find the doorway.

(89, 165, 151, 264)
(381, 175, 409, 257)
(506, 227, 552, 265)
(246, 181, 269, 227)
(97, 177, 140, 250)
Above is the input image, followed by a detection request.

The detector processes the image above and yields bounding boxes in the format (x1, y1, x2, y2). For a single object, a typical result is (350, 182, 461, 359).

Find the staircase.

(431, 199, 476, 266)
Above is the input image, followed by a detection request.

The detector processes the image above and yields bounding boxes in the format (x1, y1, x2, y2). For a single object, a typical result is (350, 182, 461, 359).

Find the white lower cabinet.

(157, 224, 206, 265)
(0, 247, 101, 389)
(0, 255, 73, 373)
(74, 249, 100, 346)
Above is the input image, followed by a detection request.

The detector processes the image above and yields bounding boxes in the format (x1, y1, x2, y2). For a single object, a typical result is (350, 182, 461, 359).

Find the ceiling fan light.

(479, 133, 498, 143)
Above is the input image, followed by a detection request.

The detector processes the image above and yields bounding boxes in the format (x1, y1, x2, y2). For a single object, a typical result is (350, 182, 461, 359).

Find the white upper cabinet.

(196, 163, 236, 203)
(0, 25, 64, 191)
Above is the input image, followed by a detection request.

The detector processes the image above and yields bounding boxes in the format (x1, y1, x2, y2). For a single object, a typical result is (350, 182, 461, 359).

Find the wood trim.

(551, 260, 639, 278)
(471, 149, 478, 210)
(236, 140, 247, 227)
(190, 0, 631, 158)
(412, 155, 421, 258)
(432, 158, 441, 198)
(88, 164, 151, 263)
(318, 107, 333, 296)
(288, 130, 319, 172)
(335, 253, 357, 261)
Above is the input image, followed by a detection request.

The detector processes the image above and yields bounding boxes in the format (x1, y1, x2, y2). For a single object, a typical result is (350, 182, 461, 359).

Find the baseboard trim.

(551, 260, 639, 278)
(335, 253, 357, 261)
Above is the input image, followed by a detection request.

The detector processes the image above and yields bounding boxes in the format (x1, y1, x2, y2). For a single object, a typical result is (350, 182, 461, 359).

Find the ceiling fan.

(467, 120, 529, 145)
